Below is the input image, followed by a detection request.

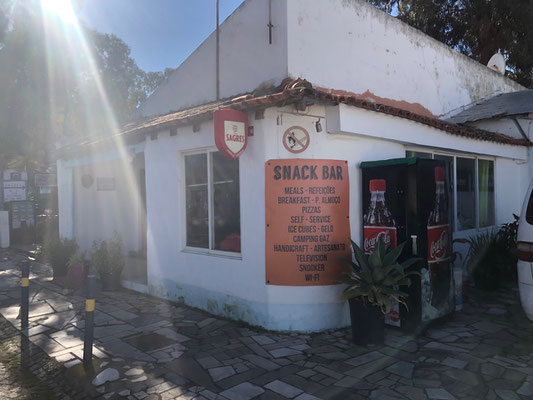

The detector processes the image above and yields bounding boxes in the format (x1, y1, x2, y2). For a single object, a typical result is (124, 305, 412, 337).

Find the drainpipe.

(268, 0, 273, 44)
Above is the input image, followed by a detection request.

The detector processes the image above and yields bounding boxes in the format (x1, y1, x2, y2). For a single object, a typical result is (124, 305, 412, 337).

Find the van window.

(527, 189, 533, 225)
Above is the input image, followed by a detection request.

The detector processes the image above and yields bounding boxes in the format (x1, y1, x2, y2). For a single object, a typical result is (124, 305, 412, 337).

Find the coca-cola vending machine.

(361, 157, 454, 331)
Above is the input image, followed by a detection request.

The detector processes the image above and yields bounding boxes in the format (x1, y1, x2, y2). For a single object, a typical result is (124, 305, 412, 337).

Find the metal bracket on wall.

(512, 117, 531, 143)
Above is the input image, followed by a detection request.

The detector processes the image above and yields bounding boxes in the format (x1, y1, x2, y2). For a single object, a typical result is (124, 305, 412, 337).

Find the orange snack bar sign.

(265, 159, 351, 286)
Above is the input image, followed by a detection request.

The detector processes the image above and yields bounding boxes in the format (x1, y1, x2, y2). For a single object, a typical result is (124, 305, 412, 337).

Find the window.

(406, 150, 495, 231)
(434, 154, 455, 231)
(478, 159, 495, 228)
(456, 157, 476, 231)
(185, 151, 241, 253)
(406, 150, 432, 159)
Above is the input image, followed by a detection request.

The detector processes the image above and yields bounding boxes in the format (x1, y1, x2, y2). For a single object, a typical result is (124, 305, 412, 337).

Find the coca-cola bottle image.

(363, 179, 397, 255)
(427, 166, 451, 310)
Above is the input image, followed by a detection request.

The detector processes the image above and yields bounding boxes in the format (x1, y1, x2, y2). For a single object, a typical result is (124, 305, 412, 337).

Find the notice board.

(265, 159, 351, 286)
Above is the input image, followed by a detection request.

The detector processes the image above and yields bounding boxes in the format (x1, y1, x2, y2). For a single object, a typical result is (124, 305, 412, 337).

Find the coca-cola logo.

(364, 230, 391, 253)
(389, 310, 400, 322)
(430, 230, 448, 260)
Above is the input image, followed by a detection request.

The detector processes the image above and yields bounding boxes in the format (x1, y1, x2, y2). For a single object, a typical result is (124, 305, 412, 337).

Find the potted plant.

(337, 237, 420, 345)
(91, 234, 125, 290)
(42, 237, 78, 278)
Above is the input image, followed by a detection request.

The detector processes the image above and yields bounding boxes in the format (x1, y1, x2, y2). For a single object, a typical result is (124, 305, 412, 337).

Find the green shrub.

(43, 238, 78, 277)
(91, 234, 125, 289)
(497, 214, 519, 282)
(462, 215, 520, 291)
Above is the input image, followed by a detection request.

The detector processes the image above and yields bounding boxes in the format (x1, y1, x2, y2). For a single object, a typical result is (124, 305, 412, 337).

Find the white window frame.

(180, 148, 242, 259)
(406, 148, 496, 233)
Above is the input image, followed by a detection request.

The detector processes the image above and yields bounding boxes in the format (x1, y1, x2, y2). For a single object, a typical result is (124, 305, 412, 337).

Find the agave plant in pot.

(337, 236, 420, 345)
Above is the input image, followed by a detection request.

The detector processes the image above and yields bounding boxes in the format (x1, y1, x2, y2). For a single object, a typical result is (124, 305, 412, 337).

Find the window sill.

(182, 247, 242, 260)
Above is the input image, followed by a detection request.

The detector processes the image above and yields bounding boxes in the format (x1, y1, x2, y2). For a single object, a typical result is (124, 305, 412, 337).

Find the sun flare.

(40, 0, 77, 24)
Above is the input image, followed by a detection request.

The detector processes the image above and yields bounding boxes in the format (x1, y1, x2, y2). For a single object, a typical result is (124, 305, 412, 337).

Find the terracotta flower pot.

(66, 262, 86, 289)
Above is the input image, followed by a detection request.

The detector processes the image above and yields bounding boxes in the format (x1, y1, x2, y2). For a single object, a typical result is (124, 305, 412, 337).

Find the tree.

(0, 0, 51, 170)
(0, 0, 172, 171)
(141, 68, 177, 102)
(368, 0, 533, 88)
(0, 1, 8, 45)
(88, 29, 146, 124)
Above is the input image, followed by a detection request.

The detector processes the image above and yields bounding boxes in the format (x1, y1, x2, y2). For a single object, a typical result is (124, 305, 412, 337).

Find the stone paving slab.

(1, 249, 533, 399)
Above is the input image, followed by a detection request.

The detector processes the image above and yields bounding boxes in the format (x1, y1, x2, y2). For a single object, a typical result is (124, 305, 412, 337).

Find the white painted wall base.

(147, 276, 350, 332)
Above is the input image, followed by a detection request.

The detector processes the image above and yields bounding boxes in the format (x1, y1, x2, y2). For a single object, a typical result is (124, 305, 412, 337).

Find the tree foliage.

(368, 0, 533, 88)
(0, 0, 175, 171)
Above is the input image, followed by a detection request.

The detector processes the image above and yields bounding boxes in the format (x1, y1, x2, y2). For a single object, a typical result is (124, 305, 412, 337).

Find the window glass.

(185, 153, 208, 248)
(478, 160, 495, 227)
(212, 152, 241, 252)
(434, 154, 454, 231)
(456, 157, 476, 230)
(406, 151, 432, 159)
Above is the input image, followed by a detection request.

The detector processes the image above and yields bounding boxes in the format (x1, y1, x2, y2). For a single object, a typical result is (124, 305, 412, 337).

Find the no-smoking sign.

(283, 126, 310, 154)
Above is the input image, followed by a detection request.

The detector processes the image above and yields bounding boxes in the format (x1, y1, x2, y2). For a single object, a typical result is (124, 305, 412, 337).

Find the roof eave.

(57, 78, 531, 159)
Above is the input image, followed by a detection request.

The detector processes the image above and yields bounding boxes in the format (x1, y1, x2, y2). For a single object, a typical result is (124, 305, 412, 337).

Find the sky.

(79, 0, 246, 72)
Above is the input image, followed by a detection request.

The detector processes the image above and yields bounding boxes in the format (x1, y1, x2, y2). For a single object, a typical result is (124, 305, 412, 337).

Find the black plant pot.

(348, 298, 385, 345)
(100, 271, 121, 291)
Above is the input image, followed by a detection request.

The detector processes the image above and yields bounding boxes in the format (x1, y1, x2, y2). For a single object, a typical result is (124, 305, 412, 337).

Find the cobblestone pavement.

(0, 312, 89, 399)
(0, 326, 54, 400)
(0, 342, 54, 399)
(1, 250, 533, 399)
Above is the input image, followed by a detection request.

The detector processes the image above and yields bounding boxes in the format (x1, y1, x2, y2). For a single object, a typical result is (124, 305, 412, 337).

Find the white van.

(517, 180, 533, 321)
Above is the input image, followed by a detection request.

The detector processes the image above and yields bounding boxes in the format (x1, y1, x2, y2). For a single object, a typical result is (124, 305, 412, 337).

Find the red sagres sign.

(214, 109, 248, 159)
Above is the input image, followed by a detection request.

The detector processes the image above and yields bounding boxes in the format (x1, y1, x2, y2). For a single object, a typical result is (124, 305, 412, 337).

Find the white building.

(57, 0, 531, 332)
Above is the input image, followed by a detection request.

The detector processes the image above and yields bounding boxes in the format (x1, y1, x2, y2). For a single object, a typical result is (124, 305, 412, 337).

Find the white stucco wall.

(326, 104, 528, 161)
(138, 104, 528, 332)
(326, 103, 530, 260)
(286, 0, 523, 118)
(494, 158, 529, 225)
(469, 117, 533, 141)
(142, 105, 407, 331)
(470, 118, 533, 197)
(140, 0, 523, 121)
(139, 0, 288, 117)
(58, 143, 146, 254)
(71, 159, 143, 253)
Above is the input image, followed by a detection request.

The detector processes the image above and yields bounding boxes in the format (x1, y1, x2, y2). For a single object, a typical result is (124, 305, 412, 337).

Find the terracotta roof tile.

(58, 78, 530, 157)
